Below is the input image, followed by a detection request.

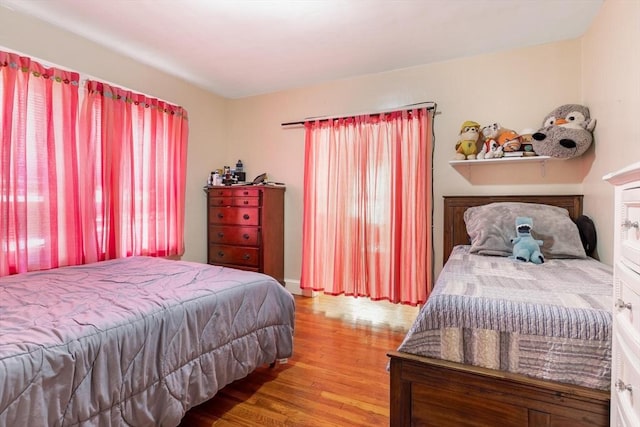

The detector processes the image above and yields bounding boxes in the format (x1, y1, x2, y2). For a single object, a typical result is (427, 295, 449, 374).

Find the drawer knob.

(615, 298, 632, 311)
(616, 379, 633, 393)
(217, 251, 224, 258)
(622, 220, 639, 229)
(217, 232, 224, 238)
(242, 233, 250, 240)
(217, 213, 224, 219)
(243, 200, 249, 205)
(243, 214, 250, 220)
(243, 253, 251, 260)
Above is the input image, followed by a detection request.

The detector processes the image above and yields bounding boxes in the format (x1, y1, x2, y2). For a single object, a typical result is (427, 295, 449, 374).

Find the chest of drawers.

(605, 162, 640, 426)
(206, 185, 285, 285)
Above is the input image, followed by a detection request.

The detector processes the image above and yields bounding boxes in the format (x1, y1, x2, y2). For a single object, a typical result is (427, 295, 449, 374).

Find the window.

(300, 108, 434, 305)
(0, 50, 188, 276)
(80, 81, 188, 262)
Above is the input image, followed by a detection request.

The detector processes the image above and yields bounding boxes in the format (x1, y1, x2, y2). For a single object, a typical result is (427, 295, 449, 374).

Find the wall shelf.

(450, 155, 552, 181)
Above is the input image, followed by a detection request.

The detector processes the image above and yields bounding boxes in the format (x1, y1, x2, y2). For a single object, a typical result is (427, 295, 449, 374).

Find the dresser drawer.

(622, 187, 640, 242)
(616, 261, 640, 333)
(208, 187, 261, 198)
(209, 196, 260, 208)
(209, 207, 260, 226)
(209, 244, 260, 267)
(614, 325, 640, 425)
(622, 241, 640, 275)
(209, 226, 260, 246)
(614, 400, 640, 427)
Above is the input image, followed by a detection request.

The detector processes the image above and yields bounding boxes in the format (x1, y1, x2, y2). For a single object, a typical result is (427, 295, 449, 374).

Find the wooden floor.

(179, 294, 419, 426)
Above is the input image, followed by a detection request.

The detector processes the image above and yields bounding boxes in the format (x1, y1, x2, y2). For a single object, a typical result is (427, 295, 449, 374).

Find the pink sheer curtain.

(80, 81, 188, 261)
(0, 51, 82, 276)
(300, 108, 433, 305)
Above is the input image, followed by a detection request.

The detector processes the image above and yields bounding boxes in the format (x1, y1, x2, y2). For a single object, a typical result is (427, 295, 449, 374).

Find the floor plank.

(179, 294, 419, 426)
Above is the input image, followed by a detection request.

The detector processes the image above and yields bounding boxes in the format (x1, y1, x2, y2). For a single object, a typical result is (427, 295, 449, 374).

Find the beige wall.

(230, 0, 640, 286)
(0, 7, 228, 263)
(3, 2, 638, 289)
(581, 0, 640, 265)
(229, 40, 588, 285)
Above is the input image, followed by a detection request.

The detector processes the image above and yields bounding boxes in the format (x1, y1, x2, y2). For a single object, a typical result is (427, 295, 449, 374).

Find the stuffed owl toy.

(510, 216, 544, 264)
(531, 104, 596, 158)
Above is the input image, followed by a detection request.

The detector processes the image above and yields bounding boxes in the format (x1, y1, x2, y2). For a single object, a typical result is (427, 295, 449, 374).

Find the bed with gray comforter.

(0, 256, 295, 426)
(397, 245, 612, 390)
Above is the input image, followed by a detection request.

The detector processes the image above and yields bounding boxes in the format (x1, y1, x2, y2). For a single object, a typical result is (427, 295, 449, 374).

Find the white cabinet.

(604, 162, 640, 426)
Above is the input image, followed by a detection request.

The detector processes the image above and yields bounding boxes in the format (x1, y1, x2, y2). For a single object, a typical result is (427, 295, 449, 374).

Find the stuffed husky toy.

(510, 216, 544, 264)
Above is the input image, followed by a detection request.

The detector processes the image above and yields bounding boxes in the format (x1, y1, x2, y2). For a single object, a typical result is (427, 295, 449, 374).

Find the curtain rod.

(281, 101, 437, 128)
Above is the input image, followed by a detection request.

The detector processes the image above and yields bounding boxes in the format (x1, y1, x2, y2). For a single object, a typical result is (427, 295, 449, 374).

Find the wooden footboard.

(388, 351, 610, 427)
(391, 194, 610, 426)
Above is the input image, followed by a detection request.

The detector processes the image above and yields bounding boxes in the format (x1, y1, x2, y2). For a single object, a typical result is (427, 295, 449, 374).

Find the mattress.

(0, 256, 295, 426)
(397, 245, 613, 390)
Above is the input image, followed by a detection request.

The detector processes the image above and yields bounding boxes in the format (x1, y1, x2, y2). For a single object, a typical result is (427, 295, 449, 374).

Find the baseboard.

(284, 278, 317, 297)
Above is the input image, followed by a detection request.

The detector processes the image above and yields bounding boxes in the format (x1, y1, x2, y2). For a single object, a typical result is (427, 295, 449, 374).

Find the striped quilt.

(397, 245, 613, 390)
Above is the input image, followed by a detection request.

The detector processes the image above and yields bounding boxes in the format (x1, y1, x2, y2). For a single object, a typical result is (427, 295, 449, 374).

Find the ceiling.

(1, 0, 603, 99)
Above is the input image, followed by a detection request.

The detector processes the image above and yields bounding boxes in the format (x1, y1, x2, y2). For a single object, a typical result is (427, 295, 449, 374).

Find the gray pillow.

(463, 202, 587, 259)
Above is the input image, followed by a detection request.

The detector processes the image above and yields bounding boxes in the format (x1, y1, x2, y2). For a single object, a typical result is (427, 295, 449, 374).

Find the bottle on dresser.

(235, 160, 246, 182)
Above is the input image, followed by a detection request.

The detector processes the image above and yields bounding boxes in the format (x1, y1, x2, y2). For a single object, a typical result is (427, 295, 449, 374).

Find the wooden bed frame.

(388, 195, 610, 427)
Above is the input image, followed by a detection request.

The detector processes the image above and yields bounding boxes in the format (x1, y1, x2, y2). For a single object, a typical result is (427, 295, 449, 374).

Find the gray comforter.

(0, 256, 295, 426)
(397, 245, 613, 390)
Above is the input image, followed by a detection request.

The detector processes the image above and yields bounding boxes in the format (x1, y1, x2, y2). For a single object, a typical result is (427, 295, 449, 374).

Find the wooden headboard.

(442, 195, 583, 264)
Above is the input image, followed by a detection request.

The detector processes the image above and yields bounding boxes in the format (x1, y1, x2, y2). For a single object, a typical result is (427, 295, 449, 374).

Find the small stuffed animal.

(510, 216, 544, 264)
(477, 138, 502, 159)
(454, 121, 481, 160)
(477, 123, 504, 159)
(518, 128, 537, 156)
(531, 104, 596, 158)
(497, 129, 521, 152)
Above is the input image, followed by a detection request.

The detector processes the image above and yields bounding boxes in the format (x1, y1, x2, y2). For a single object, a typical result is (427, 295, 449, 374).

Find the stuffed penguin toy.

(531, 104, 596, 158)
(510, 216, 544, 264)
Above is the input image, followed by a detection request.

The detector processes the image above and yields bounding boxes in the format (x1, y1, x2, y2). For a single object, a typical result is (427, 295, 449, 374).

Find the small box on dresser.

(206, 185, 285, 285)
(604, 161, 640, 427)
